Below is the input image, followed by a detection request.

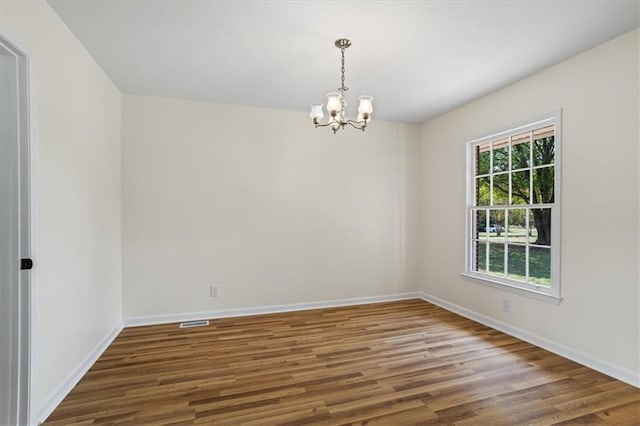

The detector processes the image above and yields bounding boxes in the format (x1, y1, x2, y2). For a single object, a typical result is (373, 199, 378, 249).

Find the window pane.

(507, 244, 526, 281)
(511, 132, 531, 170)
(492, 173, 509, 205)
(475, 209, 487, 239)
(489, 209, 506, 246)
(468, 119, 558, 291)
(529, 246, 551, 286)
(533, 166, 554, 204)
(507, 209, 527, 243)
(533, 130, 554, 167)
(477, 176, 490, 206)
(511, 170, 530, 205)
(475, 142, 490, 175)
(529, 208, 551, 246)
(476, 240, 487, 272)
(492, 138, 509, 172)
(488, 243, 505, 276)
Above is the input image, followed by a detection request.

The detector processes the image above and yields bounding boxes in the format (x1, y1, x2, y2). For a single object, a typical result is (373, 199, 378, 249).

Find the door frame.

(0, 33, 31, 426)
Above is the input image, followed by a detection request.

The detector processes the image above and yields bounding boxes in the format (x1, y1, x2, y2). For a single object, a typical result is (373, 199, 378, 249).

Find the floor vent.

(179, 320, 210, 329)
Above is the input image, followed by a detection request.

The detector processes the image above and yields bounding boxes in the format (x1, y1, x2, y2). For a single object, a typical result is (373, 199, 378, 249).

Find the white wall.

(418, 30, 639, 379)
(121, 95, 419, 319)
(0, 0, 123, 418)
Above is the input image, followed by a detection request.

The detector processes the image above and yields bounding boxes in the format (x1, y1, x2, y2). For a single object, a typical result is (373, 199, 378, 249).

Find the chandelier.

(309, 38, 373, 133)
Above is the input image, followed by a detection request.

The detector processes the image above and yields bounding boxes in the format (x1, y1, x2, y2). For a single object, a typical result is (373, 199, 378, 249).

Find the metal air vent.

(179, 320, 210, 329)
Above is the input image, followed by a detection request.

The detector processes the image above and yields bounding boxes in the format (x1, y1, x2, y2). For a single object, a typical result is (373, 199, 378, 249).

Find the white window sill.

(460, 272, 562, 305)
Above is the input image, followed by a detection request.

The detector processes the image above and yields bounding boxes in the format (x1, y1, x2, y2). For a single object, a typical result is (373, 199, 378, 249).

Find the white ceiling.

(48, 1, 639, 124)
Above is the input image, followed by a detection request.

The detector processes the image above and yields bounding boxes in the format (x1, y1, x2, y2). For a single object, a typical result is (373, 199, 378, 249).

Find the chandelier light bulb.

(310, 102, 324, 120)
(326, 92, 342, 114)
(358, 96, 373, 114)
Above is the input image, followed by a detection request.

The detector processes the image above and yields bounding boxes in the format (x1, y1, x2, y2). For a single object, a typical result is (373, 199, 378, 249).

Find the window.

(465, 112, 561, 301)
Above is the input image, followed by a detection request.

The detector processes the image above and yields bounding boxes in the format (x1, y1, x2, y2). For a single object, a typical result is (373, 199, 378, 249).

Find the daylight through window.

(466, 113, 560, 300)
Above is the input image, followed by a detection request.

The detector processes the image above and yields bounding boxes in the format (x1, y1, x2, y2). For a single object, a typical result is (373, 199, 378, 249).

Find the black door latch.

(20, 258, 33, 270)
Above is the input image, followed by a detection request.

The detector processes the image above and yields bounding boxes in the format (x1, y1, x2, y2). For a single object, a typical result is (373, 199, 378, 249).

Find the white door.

(0, 35, 31, 426)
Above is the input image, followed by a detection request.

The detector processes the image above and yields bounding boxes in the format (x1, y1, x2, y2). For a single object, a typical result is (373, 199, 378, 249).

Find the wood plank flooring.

(44, 299, 640, 425)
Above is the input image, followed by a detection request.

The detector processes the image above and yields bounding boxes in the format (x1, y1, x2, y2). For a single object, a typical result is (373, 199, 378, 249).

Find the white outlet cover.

(210, 285, 219, 297)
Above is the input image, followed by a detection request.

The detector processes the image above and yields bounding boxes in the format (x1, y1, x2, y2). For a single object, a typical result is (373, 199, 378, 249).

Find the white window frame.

(463, 111, 562, 304)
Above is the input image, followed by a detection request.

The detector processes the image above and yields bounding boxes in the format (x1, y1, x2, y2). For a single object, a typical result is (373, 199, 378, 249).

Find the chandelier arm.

(314, 122, 333, 127)
(345, 120, 366, 130)
(314, 121, 342, 128)
(316, 119, 365, 130)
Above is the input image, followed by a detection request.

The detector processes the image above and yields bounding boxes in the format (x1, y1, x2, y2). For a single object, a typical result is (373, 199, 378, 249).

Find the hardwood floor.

(44, 299, 639, 425)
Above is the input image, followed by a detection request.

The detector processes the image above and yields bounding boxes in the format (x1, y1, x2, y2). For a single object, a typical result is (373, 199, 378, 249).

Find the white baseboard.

(123, 292, 421, 327)
(37, 322, 123, 424)
(418, 291, 639, 388)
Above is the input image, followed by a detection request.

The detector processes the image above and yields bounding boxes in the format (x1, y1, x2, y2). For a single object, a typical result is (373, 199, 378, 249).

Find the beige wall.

(418, 30, 639, 377)
(121, 95, 420, 319)
(0, 0, 123, 417)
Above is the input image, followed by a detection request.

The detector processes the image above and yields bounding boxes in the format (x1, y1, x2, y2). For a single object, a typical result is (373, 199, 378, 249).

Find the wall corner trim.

(417, 291, 639, 389)
(123, 292, 421, 328)
(37, 322, 124, 424)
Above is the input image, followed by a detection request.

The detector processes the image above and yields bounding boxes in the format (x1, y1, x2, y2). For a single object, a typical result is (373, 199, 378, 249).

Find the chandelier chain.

(340, 48, 347, 92)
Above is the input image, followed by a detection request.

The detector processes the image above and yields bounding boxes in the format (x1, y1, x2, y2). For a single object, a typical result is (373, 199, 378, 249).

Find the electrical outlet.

(210, 285, 220, 298)
(501, 298, 511, 312)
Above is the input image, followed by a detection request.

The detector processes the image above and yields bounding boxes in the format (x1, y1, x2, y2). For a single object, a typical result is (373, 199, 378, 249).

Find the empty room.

(1, 0, 639, 424)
